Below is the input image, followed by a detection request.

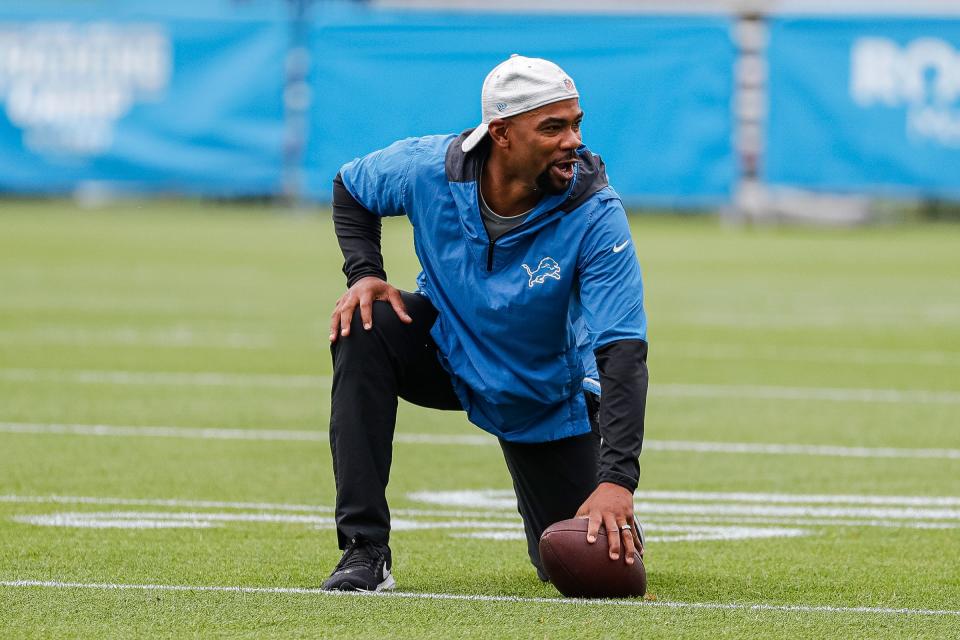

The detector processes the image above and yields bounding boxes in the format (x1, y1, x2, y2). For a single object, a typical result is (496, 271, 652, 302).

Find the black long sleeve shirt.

(332, 173, 648, 492)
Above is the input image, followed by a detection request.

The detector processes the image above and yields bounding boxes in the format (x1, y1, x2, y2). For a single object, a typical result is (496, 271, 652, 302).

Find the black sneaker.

(321, 534, 395, 591)
(535, 564, 550, 583)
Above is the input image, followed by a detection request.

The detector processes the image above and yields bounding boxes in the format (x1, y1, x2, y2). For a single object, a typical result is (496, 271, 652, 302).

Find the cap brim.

(461, 123, 489, 153)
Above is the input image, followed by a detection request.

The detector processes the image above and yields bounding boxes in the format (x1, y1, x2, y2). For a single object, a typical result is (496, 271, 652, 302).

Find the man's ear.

(487, 118, 510, 149)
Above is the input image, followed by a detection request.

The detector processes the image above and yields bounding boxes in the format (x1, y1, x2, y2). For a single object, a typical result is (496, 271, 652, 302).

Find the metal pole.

(282, 0, 314, 206)
(729, 11, 769, 224)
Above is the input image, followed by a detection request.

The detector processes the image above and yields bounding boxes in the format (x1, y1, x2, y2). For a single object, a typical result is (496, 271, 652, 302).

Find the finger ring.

(620, 524, 632, 531)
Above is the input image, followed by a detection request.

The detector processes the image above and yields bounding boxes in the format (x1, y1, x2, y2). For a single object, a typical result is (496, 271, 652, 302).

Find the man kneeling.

(322, 55, 648, 591)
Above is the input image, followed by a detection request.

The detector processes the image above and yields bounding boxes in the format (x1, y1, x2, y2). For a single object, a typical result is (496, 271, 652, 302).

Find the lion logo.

(521, 257, 561, 287)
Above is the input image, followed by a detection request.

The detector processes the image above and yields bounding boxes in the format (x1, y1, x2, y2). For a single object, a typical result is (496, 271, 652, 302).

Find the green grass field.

(1, 199, 959, 638)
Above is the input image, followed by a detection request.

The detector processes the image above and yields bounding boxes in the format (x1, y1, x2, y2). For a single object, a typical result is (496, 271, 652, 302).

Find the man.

(322, 55, 648, 592)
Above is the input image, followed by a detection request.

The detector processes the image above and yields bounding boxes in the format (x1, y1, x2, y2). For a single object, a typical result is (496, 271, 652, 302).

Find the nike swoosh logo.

(612, 240, 630, 253)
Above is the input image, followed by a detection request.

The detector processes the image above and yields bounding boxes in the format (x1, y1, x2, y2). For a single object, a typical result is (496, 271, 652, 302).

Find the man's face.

(505, 98, 583, 195)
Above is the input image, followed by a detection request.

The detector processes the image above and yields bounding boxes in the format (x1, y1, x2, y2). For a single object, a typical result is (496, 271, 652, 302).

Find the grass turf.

(0, 199, 959, 638)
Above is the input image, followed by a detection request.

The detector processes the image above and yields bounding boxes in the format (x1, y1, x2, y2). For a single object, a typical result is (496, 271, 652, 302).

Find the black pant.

(329, 291, 600, 574)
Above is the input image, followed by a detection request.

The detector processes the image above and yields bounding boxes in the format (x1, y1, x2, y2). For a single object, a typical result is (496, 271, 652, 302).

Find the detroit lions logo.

(521, 257, 561, 287)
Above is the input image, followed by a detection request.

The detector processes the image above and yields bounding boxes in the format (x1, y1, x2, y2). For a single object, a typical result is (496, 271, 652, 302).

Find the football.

(538, 518, 647, 598)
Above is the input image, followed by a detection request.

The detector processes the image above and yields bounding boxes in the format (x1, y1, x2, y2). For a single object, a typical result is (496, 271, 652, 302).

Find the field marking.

(0, 422, 491, 446)
(641, 490, 960, 507)
(629, 525, 810, 543)
(0, 369, 325, 388)
(6, 489, 959, 512)
(409, 488, 960, 509)
(0, 327, 276, 349)
(4, 326, 960, 365)
(3, 324, 958, 366)
(624, 515, 959, 531)
(658, 342, 960, 368)
(6, 491, 960, 535)
(452, 532, 527, 540)
(0, 422, 331, 442)
(1, 579, 957, 617)
(454, 526, 811, 543)
(656, 383, 960, 405)
(10, 512, 518, 533)
(411, 489, 960, 522)
(13, 514, 218, 530)
(646, 440, 960, 460)
(12, 511, 335, 529)
(4, 422, 959, 461)
(0, 494, 514, 520)
(0, 297, 259, 315)
(3, 368, 960, 405)
(630, 502, 960, 521)
(670, 307, 960, 329)
(0, 494, 339, 512)
(9, 510, 811, 543)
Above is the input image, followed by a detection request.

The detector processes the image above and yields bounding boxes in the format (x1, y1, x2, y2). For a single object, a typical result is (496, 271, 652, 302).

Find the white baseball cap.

(461, 54, 579, 153)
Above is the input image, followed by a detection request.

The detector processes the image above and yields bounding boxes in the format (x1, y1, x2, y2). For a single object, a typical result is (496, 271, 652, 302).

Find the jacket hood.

(444, 128, 610, 214)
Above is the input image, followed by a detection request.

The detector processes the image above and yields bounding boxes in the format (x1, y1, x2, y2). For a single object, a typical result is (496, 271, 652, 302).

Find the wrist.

(597, 476, 637, 494)
(346, 271, 387, 288)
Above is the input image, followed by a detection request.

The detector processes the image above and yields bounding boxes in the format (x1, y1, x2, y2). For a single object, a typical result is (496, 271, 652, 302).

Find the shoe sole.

(376, 573, 396, 591)
(324, 571, 395, 593)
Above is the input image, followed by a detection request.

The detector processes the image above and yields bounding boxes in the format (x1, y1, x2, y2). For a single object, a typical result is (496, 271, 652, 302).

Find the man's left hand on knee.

(575, 482, 642, 564)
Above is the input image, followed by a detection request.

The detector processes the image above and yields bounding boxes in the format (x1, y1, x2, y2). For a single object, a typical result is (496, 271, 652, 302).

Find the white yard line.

(0, 297, 258, 315)
(5, 491, 960, 528)
(0, 422, 330, 442)
(409, 489, 960, 520)
(3, 368, 960, 405)
(391, 432, 494, 446)
(408, 488, 960, 510)
(655, 383, 960, 405)
(10, 511, 521, 532)
(634, 515, 959, 530)
(0, 494, 515, 520)
(7, 511, 808, 542)
(3, 325, 958, 365)
(21, 490, 957, 513)
(630, 502, 960, 521)
(0, 328, 276, 349)
(0, 494, 336, 512)
(0, 579, 957, 617)
(0, 422, 492, 446)
(8, 510, 817, 542)
(640, 490, 960, 507)
(12, 511, 336, 527)
(407, 491, 960, 521)
(3, 422, 959, 461)
(455, 527, 811, 543)
(657, 342, 960, 367)
(669, 308, 960, 329)
(0, 369, 326, 388)
(646, 440, 960, 460)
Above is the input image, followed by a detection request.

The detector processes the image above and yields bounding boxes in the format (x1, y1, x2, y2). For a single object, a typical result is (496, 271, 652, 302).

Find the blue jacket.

(340, 131, 646, 443)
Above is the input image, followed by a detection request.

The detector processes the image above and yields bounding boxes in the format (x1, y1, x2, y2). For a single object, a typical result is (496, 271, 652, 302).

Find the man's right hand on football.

(329, 276, 412, 342)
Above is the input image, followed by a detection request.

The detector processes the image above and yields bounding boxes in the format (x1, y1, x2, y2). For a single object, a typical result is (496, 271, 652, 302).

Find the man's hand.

(575, 482, 642, 564)
(329, 276, 412, 342)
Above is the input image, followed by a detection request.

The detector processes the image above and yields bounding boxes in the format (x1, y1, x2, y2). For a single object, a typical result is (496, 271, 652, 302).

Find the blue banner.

(766, 17, 960, 197)
(0, 1, 287, 195)
(305, 5, 736, 206)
